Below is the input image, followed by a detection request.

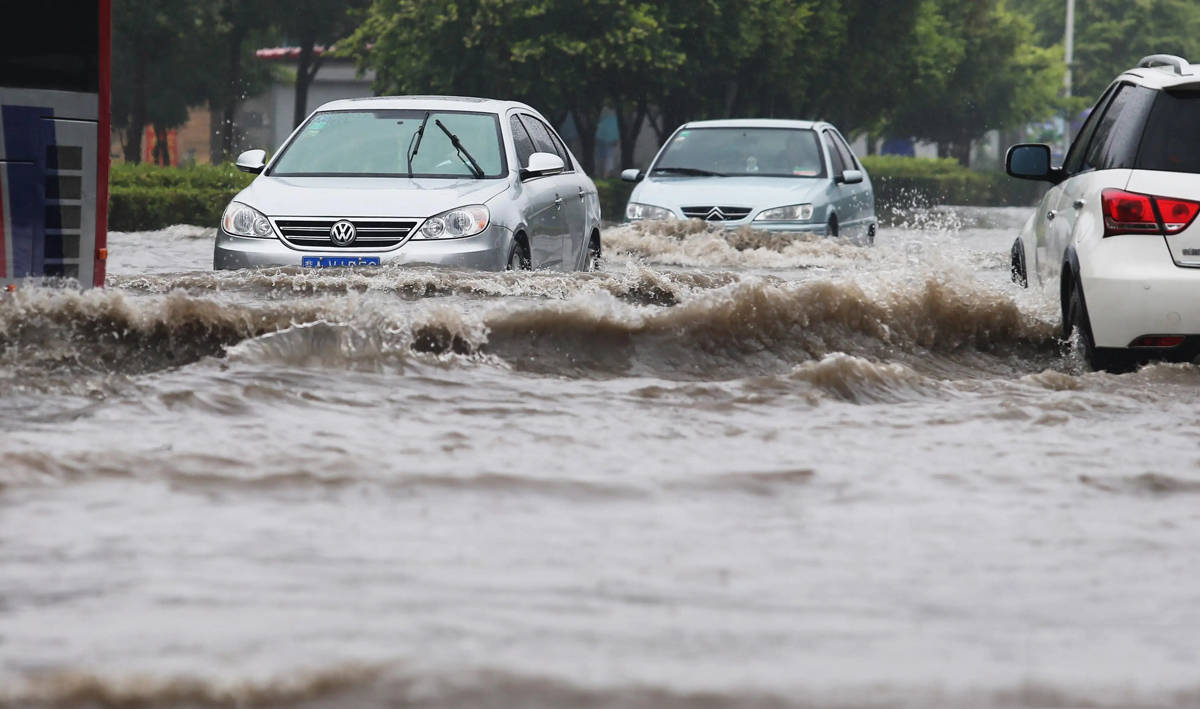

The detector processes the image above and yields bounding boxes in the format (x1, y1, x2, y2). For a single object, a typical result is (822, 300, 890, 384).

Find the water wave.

(1, 275, 1059, 383)
(110, 263, 741, 307)
(6, 667, 1196, 709)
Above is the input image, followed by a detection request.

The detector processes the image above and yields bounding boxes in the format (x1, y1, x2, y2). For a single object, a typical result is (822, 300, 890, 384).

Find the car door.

(509, 114, 563, 269)
(543, 122, 591, 268)
(518, 114, 577, 270)
(1034, 85, 1119, 285)
(829, 129, 872, 239)
(821, 130, 853, 233)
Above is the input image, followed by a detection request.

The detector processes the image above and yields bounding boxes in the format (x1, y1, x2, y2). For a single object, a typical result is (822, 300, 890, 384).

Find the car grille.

(681, 206, 753, 222)
(272, 218, 419, 249)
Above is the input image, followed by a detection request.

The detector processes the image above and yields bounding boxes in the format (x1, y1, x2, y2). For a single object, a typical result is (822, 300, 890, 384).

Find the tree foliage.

(1011, 0, 1200, 104)
(348, 0, 1071, 167)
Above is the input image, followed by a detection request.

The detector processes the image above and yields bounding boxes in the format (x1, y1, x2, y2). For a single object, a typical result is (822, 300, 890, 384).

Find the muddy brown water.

(3, 208, 1200, 708)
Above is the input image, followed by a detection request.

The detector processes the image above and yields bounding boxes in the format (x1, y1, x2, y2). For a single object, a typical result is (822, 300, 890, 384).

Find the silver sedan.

(214, 96, 602, 272)
(621, 119, 877, 245)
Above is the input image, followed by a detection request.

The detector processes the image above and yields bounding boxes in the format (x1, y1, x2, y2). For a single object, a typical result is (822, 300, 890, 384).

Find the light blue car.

(621, 119, 877, 245)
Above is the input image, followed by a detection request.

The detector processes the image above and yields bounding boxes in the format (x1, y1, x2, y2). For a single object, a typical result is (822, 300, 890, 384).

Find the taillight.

(1156, 197, 1200, 234)
(1102, 188, 1200, 237)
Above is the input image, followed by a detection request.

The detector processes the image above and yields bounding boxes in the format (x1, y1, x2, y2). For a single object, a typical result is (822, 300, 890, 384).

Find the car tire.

(1066, 280, 1134, 373)
(1011, 239, 1027, 287)
(507, 241, 530, 271)
(828, 216, 839, 238)
(586, 234, 602, 271)
(866, 223, 876, 246)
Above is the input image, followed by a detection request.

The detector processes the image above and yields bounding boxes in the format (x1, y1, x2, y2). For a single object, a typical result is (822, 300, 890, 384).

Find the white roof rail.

(1137, 54, 1194, 76)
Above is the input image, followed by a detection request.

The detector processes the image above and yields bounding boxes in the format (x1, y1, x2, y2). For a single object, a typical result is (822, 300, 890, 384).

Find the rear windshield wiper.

(435, 119, 484, 178)
(651, 166, 726, 177)
(406, 111, 431, 178)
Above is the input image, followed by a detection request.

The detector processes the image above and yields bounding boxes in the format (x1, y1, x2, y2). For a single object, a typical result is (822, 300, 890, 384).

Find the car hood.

(236, 176, 512, 218)
(633, 176, 828, 210)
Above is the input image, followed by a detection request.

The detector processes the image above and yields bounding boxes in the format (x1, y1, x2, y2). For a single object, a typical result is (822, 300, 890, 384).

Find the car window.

(830, 131, 859, 170)
(518, 115, 560, 158)
(651, 127, 825, 178)
(544, 123, 575, 171)
(823, 132, 846, 175)
(1063, 85, 1119, 174)
(271, 110, 507, 178)
(1082, 85, 1156, 172)
(1136, 90, 1200, 174)
(510, 115, 536, 168)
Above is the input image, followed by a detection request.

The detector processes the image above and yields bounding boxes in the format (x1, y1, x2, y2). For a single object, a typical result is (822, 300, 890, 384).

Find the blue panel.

(2, 105, 54, 277)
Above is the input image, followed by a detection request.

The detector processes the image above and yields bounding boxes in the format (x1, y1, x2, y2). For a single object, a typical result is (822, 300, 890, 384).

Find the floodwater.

(3, 208, 1200, 708)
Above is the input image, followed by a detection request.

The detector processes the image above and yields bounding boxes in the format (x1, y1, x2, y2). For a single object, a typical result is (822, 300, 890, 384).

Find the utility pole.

(1063, 0, 1076, 152)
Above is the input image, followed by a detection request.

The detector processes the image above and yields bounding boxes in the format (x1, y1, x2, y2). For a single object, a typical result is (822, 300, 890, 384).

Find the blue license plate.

(302, 256, 381, 268)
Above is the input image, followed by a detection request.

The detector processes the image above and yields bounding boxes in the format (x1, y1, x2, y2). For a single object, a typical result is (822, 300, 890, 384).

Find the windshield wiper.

(434, 119, 484, 178)
(651, 166, 726, 177)
(406, 111, 431, 178)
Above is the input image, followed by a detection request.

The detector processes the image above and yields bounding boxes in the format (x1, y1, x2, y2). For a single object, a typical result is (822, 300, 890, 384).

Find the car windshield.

(651, 127, 826, 178)
(270, 109, 506, 178)
(1136, 91, 1200, 174)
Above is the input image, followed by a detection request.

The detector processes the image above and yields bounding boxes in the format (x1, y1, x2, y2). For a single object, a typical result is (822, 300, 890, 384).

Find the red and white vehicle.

(0, 1, 111, 289)
(1008, 54, 1200, 370)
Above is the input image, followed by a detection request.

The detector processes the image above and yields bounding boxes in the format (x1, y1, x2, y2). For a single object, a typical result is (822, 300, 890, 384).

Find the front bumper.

(213, 224, 512, 271)
(1080, 235, 1200, 349)
(628, 217, 829, 234)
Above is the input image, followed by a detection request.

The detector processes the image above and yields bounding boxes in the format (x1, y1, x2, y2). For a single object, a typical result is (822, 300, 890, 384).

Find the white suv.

(1008, 54, 1200, 370)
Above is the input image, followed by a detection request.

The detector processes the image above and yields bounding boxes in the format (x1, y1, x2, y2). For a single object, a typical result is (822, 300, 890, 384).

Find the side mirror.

(620, 168, 642, 183)
(1006, 144, 1059, 182)
(838, 169, 864, 185)
(521, 152, 565, 179)
(235, 149, 267, 174)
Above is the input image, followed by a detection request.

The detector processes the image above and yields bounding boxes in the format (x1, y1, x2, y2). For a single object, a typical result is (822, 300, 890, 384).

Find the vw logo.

(705, 207, 725, 221)
(329, 220, 357, 246)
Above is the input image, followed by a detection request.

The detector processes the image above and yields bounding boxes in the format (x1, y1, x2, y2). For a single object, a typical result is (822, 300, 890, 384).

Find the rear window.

(1136, 91, 1200, 174)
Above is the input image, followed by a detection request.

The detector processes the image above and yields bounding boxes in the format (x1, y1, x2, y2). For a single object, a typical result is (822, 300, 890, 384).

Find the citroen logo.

(705, 207, 725, 221)
(329, 220, 357, 246)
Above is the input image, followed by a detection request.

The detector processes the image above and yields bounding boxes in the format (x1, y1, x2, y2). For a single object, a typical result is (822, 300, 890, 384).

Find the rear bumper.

(213, 224, 513, 271)
(1080, 235, 1200, 348)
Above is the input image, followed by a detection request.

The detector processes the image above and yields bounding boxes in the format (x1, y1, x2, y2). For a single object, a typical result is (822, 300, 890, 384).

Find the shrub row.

(107, 158, 1044, 231)
(108, 164, 254, 231)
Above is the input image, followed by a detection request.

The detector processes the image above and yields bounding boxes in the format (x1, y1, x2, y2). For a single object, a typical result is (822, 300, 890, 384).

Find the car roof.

(680, 118, 825, 131)
(314, 95, 540, 115)
(1118, 56, 1200, 91)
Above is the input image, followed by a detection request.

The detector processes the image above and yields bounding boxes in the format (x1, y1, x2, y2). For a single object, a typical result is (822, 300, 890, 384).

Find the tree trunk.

(153, 125, 170, 165)
(216, 23, 246, 163)
(614, 97, 646, 170)
(124, 58, 148, 163)
(293, 32, 323, 128)
(952, 139, 972, 167)
(572, 105, 600, 176)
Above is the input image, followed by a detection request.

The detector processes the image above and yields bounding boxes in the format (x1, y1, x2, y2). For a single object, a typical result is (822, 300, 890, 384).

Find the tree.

(204, 0, 276, 163)
(887, 0, 1064, 164)
(274, 0, 369, 128)
(346, 0, 684, 174)
(1011, 0, 1200, 103)
(112, 0, 211, 163)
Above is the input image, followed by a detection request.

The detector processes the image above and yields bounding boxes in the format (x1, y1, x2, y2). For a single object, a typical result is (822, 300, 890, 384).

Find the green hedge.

(108, 158, 1044, 231)
(109, 163, 255, 231)
(858, 156, 1043, 215)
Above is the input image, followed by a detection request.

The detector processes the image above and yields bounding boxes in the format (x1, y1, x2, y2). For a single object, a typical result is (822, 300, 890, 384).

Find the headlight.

(754, 204, 814, 222)
(221, 201, 275, 238)
(625, 203, 675, 221)
(417, 205, 490, 239)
